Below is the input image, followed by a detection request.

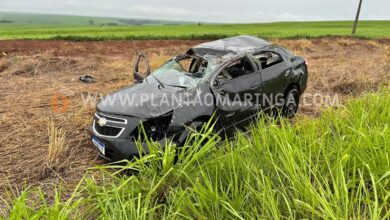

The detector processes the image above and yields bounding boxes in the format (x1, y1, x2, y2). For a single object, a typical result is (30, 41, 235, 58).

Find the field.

(1, 20, 390, 40)
(0, 36, 389, 218)
(0, 11, 191, 27)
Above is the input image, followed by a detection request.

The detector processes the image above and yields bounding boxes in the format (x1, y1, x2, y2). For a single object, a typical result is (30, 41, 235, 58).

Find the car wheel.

(176, 120, 206, 147)
(283, 87, 300, 118)
(174, 120, 207, 162)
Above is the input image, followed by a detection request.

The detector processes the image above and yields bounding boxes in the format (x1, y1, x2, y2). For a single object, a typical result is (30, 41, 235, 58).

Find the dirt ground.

(0, 38, 389, 198)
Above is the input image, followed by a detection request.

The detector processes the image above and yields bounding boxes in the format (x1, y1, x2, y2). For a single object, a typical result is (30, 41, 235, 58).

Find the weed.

(45, 121, 69, 173)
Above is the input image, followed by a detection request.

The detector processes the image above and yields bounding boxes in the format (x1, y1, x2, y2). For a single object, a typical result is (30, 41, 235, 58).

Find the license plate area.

(92, 136, 105, 155)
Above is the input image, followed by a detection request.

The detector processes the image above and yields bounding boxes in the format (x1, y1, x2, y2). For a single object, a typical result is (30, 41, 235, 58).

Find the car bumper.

(90, 128, 167, 161)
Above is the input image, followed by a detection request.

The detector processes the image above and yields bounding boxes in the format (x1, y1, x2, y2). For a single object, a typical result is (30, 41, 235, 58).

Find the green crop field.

(1, 20, 390, 40)
(2, 90, 389, 219)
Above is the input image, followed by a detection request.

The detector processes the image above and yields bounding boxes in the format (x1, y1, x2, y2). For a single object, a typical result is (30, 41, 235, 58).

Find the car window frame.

(211, 55, 258, 86)
(253, 51, 284, 70)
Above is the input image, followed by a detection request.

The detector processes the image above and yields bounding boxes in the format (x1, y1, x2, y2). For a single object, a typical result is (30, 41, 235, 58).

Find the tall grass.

(2, 90, 389, 219)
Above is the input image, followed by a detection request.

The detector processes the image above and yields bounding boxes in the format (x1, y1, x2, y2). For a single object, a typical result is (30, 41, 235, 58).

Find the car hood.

(96, 81, 189, 118)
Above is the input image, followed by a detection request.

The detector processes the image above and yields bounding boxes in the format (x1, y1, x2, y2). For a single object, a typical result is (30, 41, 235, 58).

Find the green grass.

(0, 20, 389, 40)
(2, 90, 389, 219)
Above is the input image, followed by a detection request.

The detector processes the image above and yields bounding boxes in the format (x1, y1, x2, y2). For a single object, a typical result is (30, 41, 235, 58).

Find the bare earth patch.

(0, 38, 389, 198)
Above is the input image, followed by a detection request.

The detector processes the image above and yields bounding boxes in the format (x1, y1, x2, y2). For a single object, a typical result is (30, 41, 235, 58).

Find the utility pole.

(352, 0, 363, 34)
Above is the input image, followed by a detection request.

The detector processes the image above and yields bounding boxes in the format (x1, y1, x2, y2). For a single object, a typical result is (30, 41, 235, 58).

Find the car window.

(254, 52, 283, 70)
(148, 56, 214, 89)
(177, 56, 208, 74)
(216, 57, 254, 83)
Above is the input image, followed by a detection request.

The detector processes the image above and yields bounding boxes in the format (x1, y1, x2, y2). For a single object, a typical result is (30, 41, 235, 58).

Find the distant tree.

(0, 20, 13, 23)
(89, 19, 95, 26)
(107, 22, 119, 26)
(198, 22, 202, 26)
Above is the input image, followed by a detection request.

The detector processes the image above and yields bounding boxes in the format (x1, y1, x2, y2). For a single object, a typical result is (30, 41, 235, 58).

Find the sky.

(0, 0, 389, 23)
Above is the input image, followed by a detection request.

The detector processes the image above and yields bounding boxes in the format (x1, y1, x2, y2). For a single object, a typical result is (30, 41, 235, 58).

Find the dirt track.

(0, 38, 389, 197)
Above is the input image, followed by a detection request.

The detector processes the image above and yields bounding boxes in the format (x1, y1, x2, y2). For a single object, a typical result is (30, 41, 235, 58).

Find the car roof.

(189, 35, 271, 58)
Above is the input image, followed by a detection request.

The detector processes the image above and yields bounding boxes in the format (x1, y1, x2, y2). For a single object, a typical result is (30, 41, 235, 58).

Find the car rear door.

(210, 56, 261, 128)
(254, 51, 292, 110)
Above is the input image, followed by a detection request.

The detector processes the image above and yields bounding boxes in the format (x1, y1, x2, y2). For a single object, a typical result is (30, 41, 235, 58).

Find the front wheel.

(176, 121, 206, 147)
(282, 87, 300, 118)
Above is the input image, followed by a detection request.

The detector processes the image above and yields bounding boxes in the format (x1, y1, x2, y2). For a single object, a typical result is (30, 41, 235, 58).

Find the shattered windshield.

(147, 56, 214, 89)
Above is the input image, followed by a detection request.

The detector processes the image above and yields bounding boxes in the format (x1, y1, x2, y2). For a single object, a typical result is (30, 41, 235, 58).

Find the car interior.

(254, 52, 283, 69)
(217, 57, 254, 82)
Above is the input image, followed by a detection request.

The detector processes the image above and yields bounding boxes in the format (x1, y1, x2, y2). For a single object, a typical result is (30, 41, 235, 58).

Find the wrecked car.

(91, 35, 308, 161)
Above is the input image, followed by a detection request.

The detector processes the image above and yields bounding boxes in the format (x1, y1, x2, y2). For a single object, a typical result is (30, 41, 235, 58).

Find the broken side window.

(220, 57, 254, 80)
(254, 52, 283, 70)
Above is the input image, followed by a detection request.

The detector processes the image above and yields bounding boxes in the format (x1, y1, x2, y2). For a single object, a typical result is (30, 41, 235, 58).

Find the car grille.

(96, 113, 126, 123)
(94, 122, 123, 137)
(130, 111, 173, 141)
(94, 113, 126, 138)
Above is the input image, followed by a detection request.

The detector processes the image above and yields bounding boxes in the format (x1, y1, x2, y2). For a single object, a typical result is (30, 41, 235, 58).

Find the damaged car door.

(134, 53, 151, 83)
(210, 55, 261, 127)
(254, 51, 292, 109)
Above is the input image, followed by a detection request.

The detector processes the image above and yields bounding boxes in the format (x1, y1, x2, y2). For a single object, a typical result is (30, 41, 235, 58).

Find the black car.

(91, 36, 308, 161)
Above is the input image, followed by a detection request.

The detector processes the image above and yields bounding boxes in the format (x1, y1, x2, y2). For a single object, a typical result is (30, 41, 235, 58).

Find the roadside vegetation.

(44, 121, 70, 174)
(2, 89, 389, 219)
(1, 20, 390, 40)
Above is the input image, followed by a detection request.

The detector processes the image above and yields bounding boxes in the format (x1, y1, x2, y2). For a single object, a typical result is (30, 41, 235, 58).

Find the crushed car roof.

(189, 35, 270, 57)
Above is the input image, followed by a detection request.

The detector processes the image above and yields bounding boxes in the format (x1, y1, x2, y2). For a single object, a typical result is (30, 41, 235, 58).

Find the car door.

(210, 55, 261, 128)
(254, 51, 292, 110)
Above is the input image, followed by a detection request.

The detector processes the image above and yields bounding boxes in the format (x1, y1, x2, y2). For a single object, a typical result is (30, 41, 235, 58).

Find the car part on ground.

(79, 75, 94, 83)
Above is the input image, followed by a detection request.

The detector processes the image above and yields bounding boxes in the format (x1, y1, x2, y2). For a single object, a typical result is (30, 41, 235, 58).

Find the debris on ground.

(79, 75, 95, 83)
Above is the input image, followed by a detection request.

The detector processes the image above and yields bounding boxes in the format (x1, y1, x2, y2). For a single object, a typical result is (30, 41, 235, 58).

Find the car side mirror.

(134, 53, 151, 83)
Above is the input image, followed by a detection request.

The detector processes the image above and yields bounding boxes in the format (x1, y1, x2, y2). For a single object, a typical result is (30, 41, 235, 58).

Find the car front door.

(210, 55, 261, 129)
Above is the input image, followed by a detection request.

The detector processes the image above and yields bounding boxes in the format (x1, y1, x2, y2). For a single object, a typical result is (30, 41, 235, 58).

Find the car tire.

(283, 87, 300, 118)
(174, 120, 207, 163)
(176, 120, 206, 147)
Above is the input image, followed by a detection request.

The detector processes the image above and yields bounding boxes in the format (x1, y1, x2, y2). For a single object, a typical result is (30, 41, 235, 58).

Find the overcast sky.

(0, 0, 389, 23)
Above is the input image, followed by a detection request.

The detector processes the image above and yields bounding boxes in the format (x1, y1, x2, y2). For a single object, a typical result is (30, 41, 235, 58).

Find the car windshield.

(147, 56, 214, 89)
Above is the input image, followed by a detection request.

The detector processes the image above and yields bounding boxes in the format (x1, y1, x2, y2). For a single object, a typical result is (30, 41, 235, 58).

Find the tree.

(352, 0, 363, 34)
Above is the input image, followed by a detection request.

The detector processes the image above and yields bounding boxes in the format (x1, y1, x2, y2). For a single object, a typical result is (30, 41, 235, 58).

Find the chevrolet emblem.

(97, 118, 107, 127)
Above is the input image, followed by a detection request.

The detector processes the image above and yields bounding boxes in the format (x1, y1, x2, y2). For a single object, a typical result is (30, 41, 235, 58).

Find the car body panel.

(260, 60, 292, 107)
(97, 78, 189, 118)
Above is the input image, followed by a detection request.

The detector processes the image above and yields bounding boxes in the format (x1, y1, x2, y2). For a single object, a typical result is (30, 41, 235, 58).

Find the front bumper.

(90, 128, 167, 161)
(90, 112, 187, 161)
